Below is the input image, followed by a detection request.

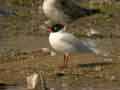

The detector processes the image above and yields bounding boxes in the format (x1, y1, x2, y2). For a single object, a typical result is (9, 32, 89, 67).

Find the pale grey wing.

(60, 32, 112, 56)
(60, 32, 94, 53)
(78, 38, 112, 56)
(57, 0, 100, 22)
(86, 38, 112, 56)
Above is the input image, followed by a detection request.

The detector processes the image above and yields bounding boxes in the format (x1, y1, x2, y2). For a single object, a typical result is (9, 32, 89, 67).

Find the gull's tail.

(82, 38, 112, 56)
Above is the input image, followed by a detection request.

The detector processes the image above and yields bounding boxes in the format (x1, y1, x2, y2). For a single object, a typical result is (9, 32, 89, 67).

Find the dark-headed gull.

(48, 24, 109, 68)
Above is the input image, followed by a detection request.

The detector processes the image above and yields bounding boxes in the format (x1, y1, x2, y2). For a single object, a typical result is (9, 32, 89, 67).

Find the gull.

(42, 0, 101, 25)
(48, 24, 109, 68)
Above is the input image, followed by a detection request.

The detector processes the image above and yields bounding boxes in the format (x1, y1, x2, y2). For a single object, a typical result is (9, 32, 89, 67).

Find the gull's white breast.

(49, 31, 93, 53)
(49, 32, 73, 53)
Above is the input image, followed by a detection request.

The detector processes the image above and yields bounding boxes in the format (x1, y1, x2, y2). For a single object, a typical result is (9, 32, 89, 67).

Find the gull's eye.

(54, 27, 58, 30)
(52, 24, 64, 32)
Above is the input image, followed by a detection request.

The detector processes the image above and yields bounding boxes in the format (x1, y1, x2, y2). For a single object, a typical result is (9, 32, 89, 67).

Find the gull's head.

(48, 24, 65, 33)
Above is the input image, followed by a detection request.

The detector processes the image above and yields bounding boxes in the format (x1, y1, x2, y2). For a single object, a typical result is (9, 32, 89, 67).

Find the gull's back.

(43, 0, 101, 24)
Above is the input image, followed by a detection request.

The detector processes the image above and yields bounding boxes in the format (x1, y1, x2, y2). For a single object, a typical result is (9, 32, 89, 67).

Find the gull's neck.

(51, 29, 65, 34)
(59, 29, 65, 33)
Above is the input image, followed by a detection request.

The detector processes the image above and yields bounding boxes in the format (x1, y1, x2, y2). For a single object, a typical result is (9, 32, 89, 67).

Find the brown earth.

(0, 0, 120, 90)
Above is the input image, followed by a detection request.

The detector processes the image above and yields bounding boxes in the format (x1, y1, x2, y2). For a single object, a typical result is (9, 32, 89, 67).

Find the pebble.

(61, 83, 69, 90)
(117, 56, 120, 59)
(41, 48, 50, 53)
(29, 55, 34, 59)
(41, 48, 56, 56)
(98, 73, 104, 78)
(110, 75, 116, 81)
(87, 28, 99, 36)
(103, 58, 113, 62)
(0, 73, 39, 90)
(40, 25, 47, 30)
(44, 20, 52, 25)
(26, 73, 39, 89)
(50, 88, 56, 90)
(94, 66, 102, 71)
(50, 51, 56, 56)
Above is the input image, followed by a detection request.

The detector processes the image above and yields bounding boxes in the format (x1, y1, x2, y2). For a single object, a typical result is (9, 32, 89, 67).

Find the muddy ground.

(0, 0, 120, 90)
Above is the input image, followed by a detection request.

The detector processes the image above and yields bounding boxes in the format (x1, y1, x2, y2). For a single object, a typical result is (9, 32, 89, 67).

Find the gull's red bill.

(48, 27, 52, 32)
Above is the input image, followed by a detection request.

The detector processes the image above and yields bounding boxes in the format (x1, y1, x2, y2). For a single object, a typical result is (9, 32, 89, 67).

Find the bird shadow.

(77, 62, 114, 68)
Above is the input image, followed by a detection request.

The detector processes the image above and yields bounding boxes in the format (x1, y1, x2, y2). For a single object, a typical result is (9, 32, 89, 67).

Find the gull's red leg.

(65, 53, 70, 67)
(66, 54, 70, 66)
(63, 53, 70, 67)
(59, 53, 70, 69)
(64, 54, 67, 66)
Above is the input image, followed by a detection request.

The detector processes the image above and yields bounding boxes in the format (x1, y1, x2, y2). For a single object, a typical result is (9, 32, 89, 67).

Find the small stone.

(87, 28, 99, 36)
(44, 20, 52, 25)
(29, 55, 34, 59)
(50, 88, 56, 90)
(98, 73, 104, 78)
(94, 66, 102, 71)
(10, 51, 16, 57)
(103, 58, 113, 62)
(75, 77, 79, 80)
(61, 83, 69, 90)
(40, 25, 47, 30)
(26, 73, 39, 89)
(110, 75, 116, 81)
(50, 51, 56, 56)
(61, 83, 67, 87)
(117, 56, 120, 59)
(103, 53, 110, 57)
(41, 48, 50, 53)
